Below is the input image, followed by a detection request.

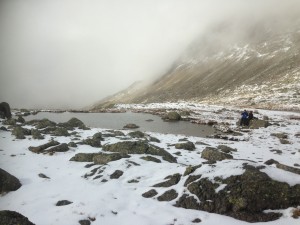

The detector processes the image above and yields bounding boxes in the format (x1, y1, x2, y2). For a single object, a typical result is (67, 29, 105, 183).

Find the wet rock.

(0, 168, 22, 194)
(93, 153, 130, 164)
(123, 123, 139, 129)
(102, 141, 177, 163)
(0, 210, 35, 225)
(110, 170, 123, 179)
(153, 173, 181, 187)
(175, 141, 196, 151)
(141, 156, 161, 163)
(56, 200, 73, 206)
(128, 130, 145, 138)
(28, 140, 60, 153)
(157, 189, 178, 201)
(201, 147, 233, 161)
(142, 189, 158, 198)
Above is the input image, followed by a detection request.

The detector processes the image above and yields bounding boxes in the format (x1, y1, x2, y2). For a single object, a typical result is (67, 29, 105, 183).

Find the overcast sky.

(0, 0, 299, 109)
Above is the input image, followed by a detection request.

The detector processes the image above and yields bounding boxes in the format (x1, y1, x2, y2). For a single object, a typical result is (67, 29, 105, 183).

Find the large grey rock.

(28, 140, 60, 153)
(0, 168, 22, 194)
(153, 173, 181, 187)
(93, 153, 130, 164)
(175, 141, 196, 151)
(157, 189, 178, 201)
(102, 141, 177, 163)
(201, 147, 233, 161)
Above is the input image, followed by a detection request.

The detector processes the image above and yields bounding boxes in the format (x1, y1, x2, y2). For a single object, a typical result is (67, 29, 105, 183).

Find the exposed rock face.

(142, 189, 158, 198)
(102, 141, 177, 163)
(0, 210, 35, 225)
(58, 117, 89, 130)
(176, 166, 300, 222)
(110, 170, 124, 179)
(0, 168, 22, 194)
(201, 147, 233, 161)
(141, 156, 161, 163)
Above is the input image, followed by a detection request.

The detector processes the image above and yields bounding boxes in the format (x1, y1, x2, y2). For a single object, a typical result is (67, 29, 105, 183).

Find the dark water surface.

(26, 111, 216, 137)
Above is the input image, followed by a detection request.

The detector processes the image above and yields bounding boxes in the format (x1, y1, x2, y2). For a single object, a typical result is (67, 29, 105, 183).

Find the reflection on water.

(25, 111, 216, 137)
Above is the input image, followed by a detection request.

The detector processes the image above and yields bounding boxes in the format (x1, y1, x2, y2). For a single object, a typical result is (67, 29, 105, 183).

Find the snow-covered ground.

(1, 103, 300, 225)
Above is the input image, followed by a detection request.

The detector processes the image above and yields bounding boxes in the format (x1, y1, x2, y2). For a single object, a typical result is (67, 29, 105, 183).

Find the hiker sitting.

(240, 110, 248, 126)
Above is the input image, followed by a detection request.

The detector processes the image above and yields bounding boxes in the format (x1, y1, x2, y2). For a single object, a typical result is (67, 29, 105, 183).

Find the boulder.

(47, 143, 69, 153)
(163, 112, 181, 121)
(175, 141, 196, 151)
(70, 153, 99, 162)
(157, 189, 178, 201)
(28, 140, 60, 153)
(0, 168, 22, 194)
(140, 156, 161, 163)
(142, 189, 158, 198)
(249, 119, 269, 129)
(102, 141, 177, 163)
(31, 129, 44, 140)
(12, 126, 30, 139)
(110, 170, 123, 179)
(56, 200, 73, 206)
(58, 117, 89, 130)
(128, 131, 145, 138)
(201, 147, 233, 161)
(0, 210, 35, 225)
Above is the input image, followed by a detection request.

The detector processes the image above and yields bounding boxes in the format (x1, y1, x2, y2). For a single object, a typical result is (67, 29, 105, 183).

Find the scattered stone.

(271, 133, 288, 139)
(249, 119, 269, 129)
(59, 117, 89, 130)
(157, 189, 178, 201)
(192, 218, 202, 223)
(175, 141, 195, 151)
(142, 189, 158, 198)
(153, 173, 181, 187)
(2, 119, 16, 126)
(0, 168, 22, 194)
(16, 116, 25, 124)
(38, 173, 50, 179)
(68, 142, 77, 147)
(12, 126, 30, 139)
(56, 200, 73, 206)
(70, 153, 99, 162)
(127, 179, 139, 183)
(0, 210, 35, 225)
(79, 220, 91, 225)
(201, 147, 233, 161)
(140, 156, 161, 163)
(110, 170, 124, 179)
(184, 175, 202, 187)
(52, 127, 70, 136)
(0, 126, 7, 131)
(280, 139, 291, 144)
(292, 208, 300, 219)
(149, 136, 160, 143)
(123, 123, 139, 129)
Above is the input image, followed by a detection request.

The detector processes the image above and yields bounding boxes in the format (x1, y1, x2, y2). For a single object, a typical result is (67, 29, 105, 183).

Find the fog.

(0, 0, 299, 109)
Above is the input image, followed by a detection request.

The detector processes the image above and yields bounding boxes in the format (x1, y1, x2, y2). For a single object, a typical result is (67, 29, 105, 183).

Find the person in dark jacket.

(240, 110, 248, 126)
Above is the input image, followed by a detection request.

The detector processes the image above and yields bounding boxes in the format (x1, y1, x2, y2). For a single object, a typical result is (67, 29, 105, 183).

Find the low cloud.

(0, 0, 299, 109)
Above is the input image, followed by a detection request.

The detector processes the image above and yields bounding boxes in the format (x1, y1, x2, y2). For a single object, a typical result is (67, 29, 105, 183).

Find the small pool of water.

(25, 111, 217, 137)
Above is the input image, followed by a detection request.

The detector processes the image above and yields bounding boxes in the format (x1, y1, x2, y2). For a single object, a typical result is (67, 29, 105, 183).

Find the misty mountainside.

(92, 21, 300, 111)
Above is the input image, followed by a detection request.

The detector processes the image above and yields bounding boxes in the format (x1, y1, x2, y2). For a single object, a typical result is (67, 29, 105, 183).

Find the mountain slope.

(92, 23, 300, 111)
